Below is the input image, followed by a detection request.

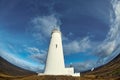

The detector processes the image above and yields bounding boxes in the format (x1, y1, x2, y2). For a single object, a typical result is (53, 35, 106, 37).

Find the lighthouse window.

(56, 44, 57, 48)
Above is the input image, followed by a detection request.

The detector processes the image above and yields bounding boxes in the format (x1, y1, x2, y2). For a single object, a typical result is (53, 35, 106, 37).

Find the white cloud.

(96, 41, 116, 57)
(89, 0, 120, 67)
(26, 47, 40, 54)
(31, 14, 60, 42)
(63, 0, 120, 67)
(0, 49, 44, 72)
(26, 0, 120, 68)
(71, 61, 96, 72)
(30, 14, 92, 55)
(63, 37, 91, 54)
(25, 47, 47, 64)
(94, 0, 120, 58)
(31, 53, 47, 64)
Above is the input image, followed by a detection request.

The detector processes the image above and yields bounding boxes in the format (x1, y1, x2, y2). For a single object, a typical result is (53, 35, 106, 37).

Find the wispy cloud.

(63, 0, 120, 71)
(68, 61, 96, 72)
(29, 14, 92, 55)
(89, 0, 120, 67)
(30, 14, 60, 42)
(22, 0, 120, 72)
(25, 47, 47, 64)
(94, 0, 120, 58)
(0, 49, 44, 72)
(63, 37, 91, 54)
(26, 47, 41, 54)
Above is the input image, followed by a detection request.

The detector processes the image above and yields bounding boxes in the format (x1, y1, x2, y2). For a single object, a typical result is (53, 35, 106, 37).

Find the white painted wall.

(39, 29, 80, 76)
(44, 29, 66, 75)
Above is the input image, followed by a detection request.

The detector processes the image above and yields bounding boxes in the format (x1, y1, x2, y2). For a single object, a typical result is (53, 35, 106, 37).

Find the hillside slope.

(0, 56, 80, 80)
(81, 53, 120, 80)
(0, 56, 36, 76)
(0, 53, 120, 80)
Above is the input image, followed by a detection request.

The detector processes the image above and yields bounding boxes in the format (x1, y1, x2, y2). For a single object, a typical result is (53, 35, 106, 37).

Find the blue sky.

(0, 0, 120, 72)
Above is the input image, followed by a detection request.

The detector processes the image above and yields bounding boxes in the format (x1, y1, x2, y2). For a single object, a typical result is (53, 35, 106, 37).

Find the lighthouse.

(44, 29, 65, 74)
(38, 29, 80, 76)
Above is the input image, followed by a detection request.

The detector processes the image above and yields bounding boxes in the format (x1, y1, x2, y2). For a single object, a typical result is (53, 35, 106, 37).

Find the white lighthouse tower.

(39, 29, 80, 76)
(44, 29, 65, 75)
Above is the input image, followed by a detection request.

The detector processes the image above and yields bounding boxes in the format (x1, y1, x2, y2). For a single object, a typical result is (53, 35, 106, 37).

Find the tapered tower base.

(38, 29, 80, 77)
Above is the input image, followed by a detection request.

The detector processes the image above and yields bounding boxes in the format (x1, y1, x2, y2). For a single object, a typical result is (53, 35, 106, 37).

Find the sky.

(0, 0, 120, 72)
